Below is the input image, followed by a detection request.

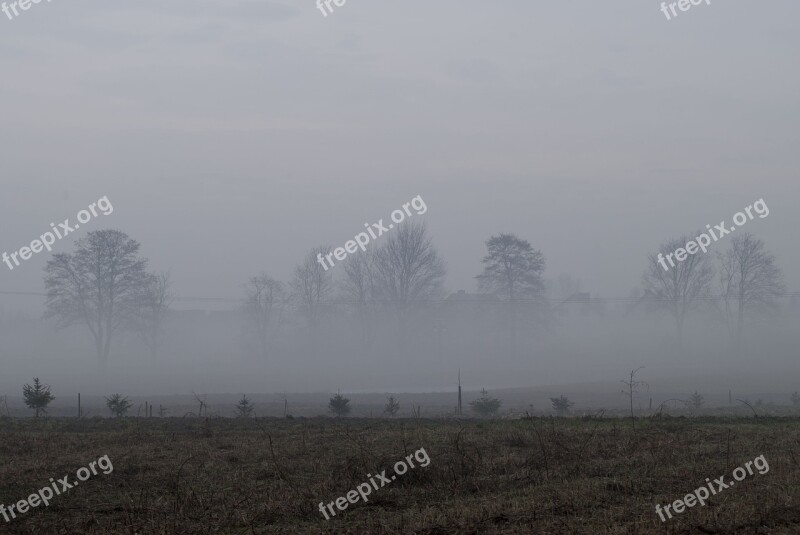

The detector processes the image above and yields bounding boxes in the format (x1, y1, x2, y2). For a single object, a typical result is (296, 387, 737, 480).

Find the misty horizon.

(1, 0, 798, 402)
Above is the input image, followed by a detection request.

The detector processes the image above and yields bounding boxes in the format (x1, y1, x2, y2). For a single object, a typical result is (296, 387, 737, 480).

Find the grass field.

(1, 415, 798, 534)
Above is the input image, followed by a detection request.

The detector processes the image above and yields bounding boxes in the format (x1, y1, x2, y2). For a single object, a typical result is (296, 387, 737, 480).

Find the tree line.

(40, 225, 787, 368)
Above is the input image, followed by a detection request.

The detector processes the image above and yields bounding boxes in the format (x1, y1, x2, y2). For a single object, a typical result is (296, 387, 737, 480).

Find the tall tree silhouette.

(44, 230, 150, 368)
(718, 233, 784, 343)
(476, 233, 546, 353)
(643, 233, 714, 345)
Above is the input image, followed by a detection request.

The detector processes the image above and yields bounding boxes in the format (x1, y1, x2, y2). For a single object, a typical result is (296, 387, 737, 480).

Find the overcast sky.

(1, 0, 798, 309)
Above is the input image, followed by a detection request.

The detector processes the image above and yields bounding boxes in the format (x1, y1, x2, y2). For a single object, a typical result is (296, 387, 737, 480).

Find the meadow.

(0, 415, 798, 534)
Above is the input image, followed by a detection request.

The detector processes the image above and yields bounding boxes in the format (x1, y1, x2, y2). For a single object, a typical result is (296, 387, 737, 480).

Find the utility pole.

(457, 369, 462, 416)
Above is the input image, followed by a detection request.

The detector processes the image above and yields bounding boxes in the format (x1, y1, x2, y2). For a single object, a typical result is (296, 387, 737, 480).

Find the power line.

(0, 291, 47, 297)
(1, 290, 798, 304)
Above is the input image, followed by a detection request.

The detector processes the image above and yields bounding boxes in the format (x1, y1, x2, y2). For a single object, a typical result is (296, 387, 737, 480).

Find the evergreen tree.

(469, 388, 502, 416)
(329, 391, 351, 417)
(23, 378, 55, 418)
(689, 391, 704, 409)
(235, 394, 254, 418)
(550, 395, 574, 415)
(384, 395, 400, 417)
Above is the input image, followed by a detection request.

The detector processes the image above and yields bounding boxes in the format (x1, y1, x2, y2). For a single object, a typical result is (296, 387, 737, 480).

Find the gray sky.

(1, 0, 798, 304)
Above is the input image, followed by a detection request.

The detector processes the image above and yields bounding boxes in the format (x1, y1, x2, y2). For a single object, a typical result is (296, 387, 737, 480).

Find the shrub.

(550, 395, 574, 415)
(470, 389, 502, 417)
(329, 391, 351, 417)
(105, 394, 133, 417)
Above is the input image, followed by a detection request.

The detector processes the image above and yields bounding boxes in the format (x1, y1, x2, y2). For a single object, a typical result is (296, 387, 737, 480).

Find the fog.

(0, 0, 798, 405)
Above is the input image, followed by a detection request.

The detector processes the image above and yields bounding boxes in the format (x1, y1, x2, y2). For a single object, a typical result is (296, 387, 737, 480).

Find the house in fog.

(554, 292, 608, 317)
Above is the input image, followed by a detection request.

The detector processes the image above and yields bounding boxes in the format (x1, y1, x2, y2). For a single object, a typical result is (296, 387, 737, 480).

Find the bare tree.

(242, 274, 286, 357)
(134, 271, 173, 360)
(476, 233, 546, 352)
(643, 233, 714, 345)
(192, 391, 208, 417)
(372, 222, 445, 339)
(341, 251, 377, 344)
(44, 230, 150, 368)
(718, 233, 785, 343)
(291, 246, 334, 331)
(373, 222, 446, 306)
(620, 367, 648, 430)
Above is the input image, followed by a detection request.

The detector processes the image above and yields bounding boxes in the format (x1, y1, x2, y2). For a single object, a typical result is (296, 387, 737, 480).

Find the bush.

(470, 389, 502, 417)
(105, 394, 133, 417)
(329, 391, 351, 417)
(550, 395, 574, 415)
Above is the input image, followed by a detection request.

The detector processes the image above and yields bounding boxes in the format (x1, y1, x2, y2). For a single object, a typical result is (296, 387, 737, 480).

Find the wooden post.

(457, 369, 462, 416)
(78, 393, 81, 418)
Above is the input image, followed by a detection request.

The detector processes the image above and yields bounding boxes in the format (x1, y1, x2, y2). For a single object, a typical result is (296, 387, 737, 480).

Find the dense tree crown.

(477, 233, 546, 300)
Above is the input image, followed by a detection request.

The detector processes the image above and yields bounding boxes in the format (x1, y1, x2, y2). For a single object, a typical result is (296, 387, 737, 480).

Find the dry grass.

(0, 415, 799, 534)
